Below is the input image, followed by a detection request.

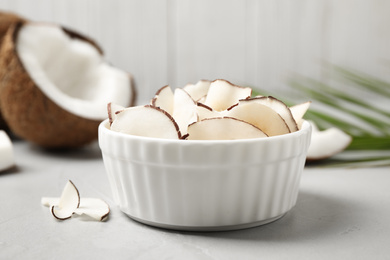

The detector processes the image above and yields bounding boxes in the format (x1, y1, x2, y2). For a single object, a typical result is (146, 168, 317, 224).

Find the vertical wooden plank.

(327, 0, 390, 82)
(172, 0, 248, 88)
(255, 0, 328, 93)
(95, 0, 169, 103)
(244, 0, 259, 89)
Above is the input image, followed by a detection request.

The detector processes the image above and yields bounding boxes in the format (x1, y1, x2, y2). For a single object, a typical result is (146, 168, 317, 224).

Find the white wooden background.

(0, 0, 389, 103)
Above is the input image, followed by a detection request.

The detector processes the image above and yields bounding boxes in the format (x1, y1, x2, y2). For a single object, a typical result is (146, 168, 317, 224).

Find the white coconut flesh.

(50, 180, 80, 220)
(41, 197, 60, 207)
(195, 103, 224, 121)
(187, 117, 267, 140)
(0, 130, 14, 172)
(172, 88, 198, 135)
(307, 121, 352, 160)
(16, 23, 132, 121)
(290, 101, 311, 129)
(107, 102, 125, 125)
(226, 102, 290, 136)
(111, 105, 181, 139)
(42, 180, 110, 221)
(151, 85, 174, 115)
(204, 79, 252, 111)
(240, 97, 299, 132)
(183, 80, 211, 101)
(73, 198, 110, 221)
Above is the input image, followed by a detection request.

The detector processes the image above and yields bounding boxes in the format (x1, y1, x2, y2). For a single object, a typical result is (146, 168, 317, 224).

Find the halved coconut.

(204, 79, 252, 111)
(0, 130, 14, 171)
(50, 180, 80, 220)
(240, 96, 299, 132)
(0, 22, 136, 148)
(172, 88, 198, 135)
(226, 101, 290, 136)
(151, 85, 174, 115)
(187, 117, 267, 140)
(290, 101, 311, 129)
(183, 80, 211, 102)
(307, 121, 352, 161)
(111, 105, 181, 139)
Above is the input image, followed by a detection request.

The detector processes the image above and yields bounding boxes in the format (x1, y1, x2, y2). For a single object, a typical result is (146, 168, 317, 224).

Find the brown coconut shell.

(0, 11, 26, 130)
(0, 22, 135, 148)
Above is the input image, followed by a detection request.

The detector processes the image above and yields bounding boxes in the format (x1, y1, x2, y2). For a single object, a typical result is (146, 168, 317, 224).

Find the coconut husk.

(0, 11, 26, 130)
(0, 11, 25, 43)
(0, 22, 103, 148)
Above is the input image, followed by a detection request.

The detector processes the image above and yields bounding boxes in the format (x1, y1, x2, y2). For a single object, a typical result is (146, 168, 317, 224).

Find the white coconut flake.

(172, 88, 198, 135)
(307, 121, 352, 161)
(50, 180, 80, 220)
(73, 198, 110, 221)
(151, 85, 174, 115)
(41, 197, 60, 207)
(204, 79, 252, 111)
(290, 101, 311, 129)
(0, 130, 14, 172)
(183, 80, 211, 102)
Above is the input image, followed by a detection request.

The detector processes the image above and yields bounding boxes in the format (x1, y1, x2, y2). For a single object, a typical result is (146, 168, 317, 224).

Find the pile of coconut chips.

(108, 79, 351, 160)
(108, 79, 309, 140)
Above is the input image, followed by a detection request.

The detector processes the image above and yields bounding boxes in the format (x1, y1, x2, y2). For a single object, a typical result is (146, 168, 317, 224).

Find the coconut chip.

(42, 180, 110, 222)
(0, 130, 15, 172)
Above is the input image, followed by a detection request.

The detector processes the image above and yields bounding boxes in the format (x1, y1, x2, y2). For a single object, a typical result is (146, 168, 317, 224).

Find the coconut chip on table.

(0, 130, 15, 172)
(41, 180, 110, 222)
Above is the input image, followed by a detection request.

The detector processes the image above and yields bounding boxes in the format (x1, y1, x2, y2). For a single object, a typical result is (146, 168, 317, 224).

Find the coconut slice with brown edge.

(0, 22, 136, 148)
(195, 102, 224, 121)
(290, 101, 311, 130)
(204, 79, 252, 112)
(107, 102, 124, 126)
(240, 96, 299, 132)
(186, 117, 267, 140)
(306, 121, 352, 161)
(111, 105, 181, 139)
(183, 80, 211, 102)
(226, 101, 290, 136)
(172, 88, 198, 135)
(50, 180, 80, 220)
(151, 85, 174, 115)
(42, 180, 110, 221)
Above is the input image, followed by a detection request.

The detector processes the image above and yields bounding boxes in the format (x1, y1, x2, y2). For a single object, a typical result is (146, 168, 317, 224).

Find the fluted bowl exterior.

(98, 119, 311, 231)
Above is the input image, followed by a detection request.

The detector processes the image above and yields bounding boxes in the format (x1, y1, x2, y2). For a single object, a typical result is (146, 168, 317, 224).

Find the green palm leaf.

(254, 66, 390, 167)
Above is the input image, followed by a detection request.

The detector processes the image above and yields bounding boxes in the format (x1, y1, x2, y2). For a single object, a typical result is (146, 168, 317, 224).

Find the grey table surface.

(1, 139, 389, 260)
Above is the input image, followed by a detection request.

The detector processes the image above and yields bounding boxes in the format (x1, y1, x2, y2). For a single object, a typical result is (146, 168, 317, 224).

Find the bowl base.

(126, 213, 286, 232)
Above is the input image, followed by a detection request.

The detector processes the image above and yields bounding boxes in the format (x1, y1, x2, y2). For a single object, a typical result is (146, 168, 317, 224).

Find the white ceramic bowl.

(98, 119, 311, 231)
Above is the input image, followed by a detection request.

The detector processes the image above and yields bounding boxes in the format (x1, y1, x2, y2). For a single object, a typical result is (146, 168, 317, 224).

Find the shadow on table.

(28, 140, 102, 161)
(151, 190, 354, 241)
(0, 165, 21, 176)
